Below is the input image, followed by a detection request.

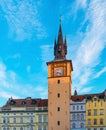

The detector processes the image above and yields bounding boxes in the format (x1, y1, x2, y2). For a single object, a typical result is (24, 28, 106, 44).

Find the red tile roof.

(2, 97, 48, 110)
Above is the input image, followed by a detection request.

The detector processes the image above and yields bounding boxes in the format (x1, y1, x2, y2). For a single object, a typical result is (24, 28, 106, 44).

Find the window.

(43, 126, 46, 130)
(38, 126, 42, 130)
(81, 105, 83, 110)
(13, 117, 16, 123)
(100, 128, 103, 130)
(31, 117, 33, 123)
(7, 127, 10, 130)
(3, 128, 6, 130)
(94, 128, 97, 130)
(88, 119, 91, 125)
(57, 121, 60, 126)
(77, 106, 79, 110)
(73, 106, 75, 110)
(58, 107, 60, 111)
(88, 110, 91, 116)
(57, 93, 60, 98)
(13, 127, 16, 130)
(77, 114, 80, 120)
(100, 109, 104, 115)
(27, 117, 30, 123)
(94, 119, 97, 125)
(3, 118, 6, 123)
(88, 128, 91, 130)
(72, 123, 76, 128)
(94, 110, 97, 116)
(20, 117, 23, 123)
(20, 127, 23, 130)
(81, 114, 84, 120)
(7, 117, 9, 123)
(80, 123, 84, 128)
(94, 102, 96, 107)
(57, 80, 60, 84)
(38, 115, 42, 122)
(100, 119, 103, 125)
(43, 115, 47, 122)
(30, 127, 33, 130)
(72, 114, 75, 120)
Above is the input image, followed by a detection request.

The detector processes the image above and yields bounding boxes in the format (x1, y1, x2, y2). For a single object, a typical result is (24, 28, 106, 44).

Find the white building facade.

(70, 91, 86, 130)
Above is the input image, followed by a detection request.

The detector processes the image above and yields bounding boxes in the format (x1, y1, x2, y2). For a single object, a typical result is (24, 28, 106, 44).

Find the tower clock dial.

(55, 67, 63, 76)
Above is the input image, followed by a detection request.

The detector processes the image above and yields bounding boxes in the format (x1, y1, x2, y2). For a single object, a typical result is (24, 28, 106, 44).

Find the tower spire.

(54, 20, 67, 60)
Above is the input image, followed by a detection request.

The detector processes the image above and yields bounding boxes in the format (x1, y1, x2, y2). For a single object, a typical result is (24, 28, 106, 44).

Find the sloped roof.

(2, 97, 48, 110)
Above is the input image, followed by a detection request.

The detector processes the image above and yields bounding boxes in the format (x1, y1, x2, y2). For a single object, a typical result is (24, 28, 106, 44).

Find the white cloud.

(80, 87, 92, 93)
(40, 45, 53, 71)
(0, 91, 20, 99)
(68, 0, 106, 93)
(0, 0, 47, 41)
(94, 67, 106, 78)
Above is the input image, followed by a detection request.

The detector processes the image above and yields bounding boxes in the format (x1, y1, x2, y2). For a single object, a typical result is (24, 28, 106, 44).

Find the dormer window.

(10, 100, 16, 105)
(21, 101, 26, 105)
(31, 99, 37, 104)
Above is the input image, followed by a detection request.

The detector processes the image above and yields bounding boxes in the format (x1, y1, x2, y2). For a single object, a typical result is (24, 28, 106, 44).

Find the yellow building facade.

(86, 90, 106, 130)
(0, 97, 48, 130)
(47, 23, 73, 130)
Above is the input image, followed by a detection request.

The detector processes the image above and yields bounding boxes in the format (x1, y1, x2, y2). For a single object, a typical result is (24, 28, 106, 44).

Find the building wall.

(48, 61, 72, 130)
(70, 99, 86, 130)
(0, 108, 48, 130)
(86, 96, 106, 130)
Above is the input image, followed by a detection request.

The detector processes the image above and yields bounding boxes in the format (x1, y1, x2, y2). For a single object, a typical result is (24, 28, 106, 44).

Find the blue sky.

(0, 0, 106, 106)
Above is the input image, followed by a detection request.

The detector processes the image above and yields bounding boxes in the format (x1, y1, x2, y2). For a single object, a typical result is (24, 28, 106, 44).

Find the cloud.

(0, 60, 47, 106)
(94, 67, 106, 78)
(0, 91, 20, 99)
(80, 87, 92, 93)
(40, 45, 53, 71)
(68, 0, 106, 93)
(0, 0, 47, 41)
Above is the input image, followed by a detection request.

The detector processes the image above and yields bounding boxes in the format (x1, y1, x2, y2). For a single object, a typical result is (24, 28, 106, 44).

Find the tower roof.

(54, 23, 67, 60)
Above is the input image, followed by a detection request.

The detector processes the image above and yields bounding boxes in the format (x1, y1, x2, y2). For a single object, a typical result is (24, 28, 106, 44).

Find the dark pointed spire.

(54, 20, 67, 60)
(64, 36, 67, 55)
(74, 90, 78, 96)
(54, 37, 57, 56)
(57, 23, 63, 45)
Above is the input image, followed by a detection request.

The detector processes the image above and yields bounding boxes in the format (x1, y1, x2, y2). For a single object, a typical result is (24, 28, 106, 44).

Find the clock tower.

(47, 23, 73, 130)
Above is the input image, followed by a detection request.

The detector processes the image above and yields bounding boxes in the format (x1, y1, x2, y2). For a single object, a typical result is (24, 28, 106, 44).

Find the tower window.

(57, 121, 60, 125)
(57, 80, 60, 84)
(57, 93, 60, 97)
(57, 107, 60, 111)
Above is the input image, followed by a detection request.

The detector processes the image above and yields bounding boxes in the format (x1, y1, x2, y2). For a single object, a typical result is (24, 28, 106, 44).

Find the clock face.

(56, 68, 63, 76)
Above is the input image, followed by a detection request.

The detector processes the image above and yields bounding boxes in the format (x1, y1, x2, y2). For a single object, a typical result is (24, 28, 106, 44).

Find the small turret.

(74, 90, 78, 96)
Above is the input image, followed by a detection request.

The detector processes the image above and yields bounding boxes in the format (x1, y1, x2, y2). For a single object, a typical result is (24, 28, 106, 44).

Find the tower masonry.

(47, 23, 73, 130)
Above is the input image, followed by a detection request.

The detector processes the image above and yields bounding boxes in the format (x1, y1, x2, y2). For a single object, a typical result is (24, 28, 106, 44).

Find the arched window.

(80, 123, 84, 128)
(72, 123, 76, 128)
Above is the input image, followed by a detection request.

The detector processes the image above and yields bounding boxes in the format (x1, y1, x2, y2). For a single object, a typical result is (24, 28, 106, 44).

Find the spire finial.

(59, 14, 62, 25)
